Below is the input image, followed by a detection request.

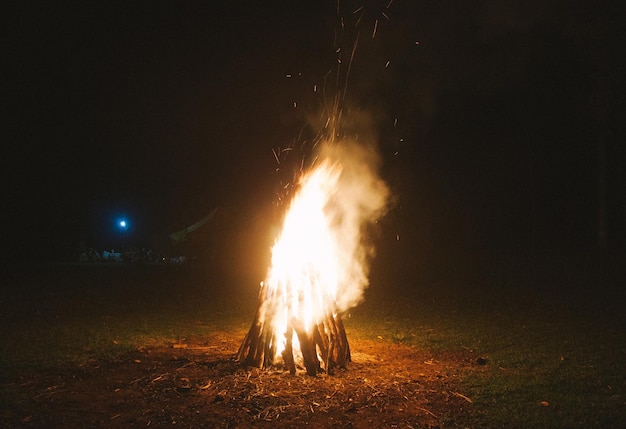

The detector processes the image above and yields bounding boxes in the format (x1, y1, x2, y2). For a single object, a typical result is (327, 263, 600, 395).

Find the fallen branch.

(451, 391, 473, 403)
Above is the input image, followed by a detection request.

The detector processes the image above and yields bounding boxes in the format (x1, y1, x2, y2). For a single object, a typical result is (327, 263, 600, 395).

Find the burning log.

(237, 283, 351, 376)
(281, 326, 296, 374)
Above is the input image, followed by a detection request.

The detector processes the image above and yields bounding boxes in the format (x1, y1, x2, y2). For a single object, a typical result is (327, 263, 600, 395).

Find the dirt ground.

(2, 331, 480, 428)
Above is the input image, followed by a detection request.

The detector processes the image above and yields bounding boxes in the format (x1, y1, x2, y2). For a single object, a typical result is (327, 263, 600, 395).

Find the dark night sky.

(3, 1, 625, 263)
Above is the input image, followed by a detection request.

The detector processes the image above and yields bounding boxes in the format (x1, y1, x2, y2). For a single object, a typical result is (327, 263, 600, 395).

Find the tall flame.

(260, 140, 389, 358)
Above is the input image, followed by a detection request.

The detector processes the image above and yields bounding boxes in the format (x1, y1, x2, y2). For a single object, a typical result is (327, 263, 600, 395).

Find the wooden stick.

(281, 326, 296, 374)
(293, 319, 321, 376)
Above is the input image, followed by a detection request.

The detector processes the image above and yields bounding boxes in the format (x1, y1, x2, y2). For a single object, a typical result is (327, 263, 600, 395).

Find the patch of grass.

(347, 275, 626, 428)
(0, 264, 256, 376)
(460, 317, 626, 428)
(1, 261, 625, 428)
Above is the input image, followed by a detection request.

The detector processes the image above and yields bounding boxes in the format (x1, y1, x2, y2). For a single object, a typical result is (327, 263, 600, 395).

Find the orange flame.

(260, 141, 389, 359)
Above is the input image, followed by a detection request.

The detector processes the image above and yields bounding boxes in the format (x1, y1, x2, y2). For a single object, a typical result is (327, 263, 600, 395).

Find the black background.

(3, 1, 625, 269)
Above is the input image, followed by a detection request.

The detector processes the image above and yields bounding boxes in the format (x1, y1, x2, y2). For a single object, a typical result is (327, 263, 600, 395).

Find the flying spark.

(352, 5, 364, 14)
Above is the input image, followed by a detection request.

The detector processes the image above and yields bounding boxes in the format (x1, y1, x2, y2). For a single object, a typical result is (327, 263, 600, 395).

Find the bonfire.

(237, 140, 389, 375)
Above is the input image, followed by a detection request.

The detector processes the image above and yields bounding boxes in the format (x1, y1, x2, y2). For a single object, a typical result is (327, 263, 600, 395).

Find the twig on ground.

(451, 391, 472, 403)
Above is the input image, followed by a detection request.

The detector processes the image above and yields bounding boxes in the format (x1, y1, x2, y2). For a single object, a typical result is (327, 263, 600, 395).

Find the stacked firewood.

(237, 284, 351, 376)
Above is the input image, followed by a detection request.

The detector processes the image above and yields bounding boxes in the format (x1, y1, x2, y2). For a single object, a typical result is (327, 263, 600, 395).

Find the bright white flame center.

(260, 141, 389, 358)
(265, 161, 341, 348)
